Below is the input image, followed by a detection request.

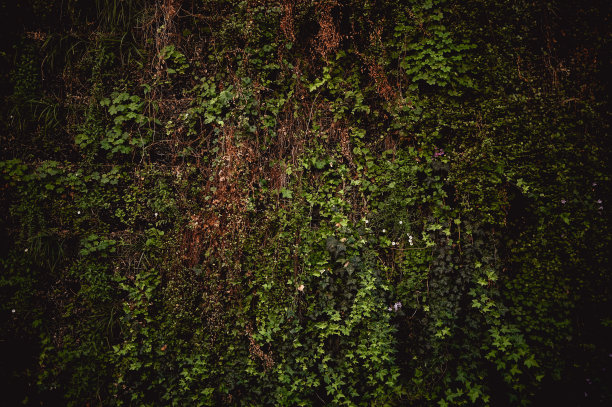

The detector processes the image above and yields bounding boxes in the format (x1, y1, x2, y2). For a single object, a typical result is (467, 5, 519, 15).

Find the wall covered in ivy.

(1, 1, 610, 405)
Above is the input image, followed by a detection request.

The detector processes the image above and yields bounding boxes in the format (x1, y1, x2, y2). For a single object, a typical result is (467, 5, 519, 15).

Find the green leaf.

(280, 188, 293, 199)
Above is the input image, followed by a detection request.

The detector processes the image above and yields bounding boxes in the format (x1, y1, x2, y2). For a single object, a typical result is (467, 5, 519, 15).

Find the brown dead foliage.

(138, 0, 184, 79)
(182, 126, 256, 269)
(280, 0, 297, 42)
(315, 0, 341, 60)
(353, 24, 400, 104)
(327, 120, 353, 166)
(366, 57, 396, 103)
(245, 323, 275, 370)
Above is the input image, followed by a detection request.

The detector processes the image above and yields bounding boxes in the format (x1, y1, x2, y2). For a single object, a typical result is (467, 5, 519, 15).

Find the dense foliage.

(1, 1, 610, 405)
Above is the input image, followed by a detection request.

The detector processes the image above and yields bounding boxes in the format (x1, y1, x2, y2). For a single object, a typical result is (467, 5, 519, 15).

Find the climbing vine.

(1, 0, 610, 405)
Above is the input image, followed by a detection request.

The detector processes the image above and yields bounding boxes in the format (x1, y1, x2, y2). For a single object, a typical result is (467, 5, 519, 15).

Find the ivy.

(1, 1, 610, 406)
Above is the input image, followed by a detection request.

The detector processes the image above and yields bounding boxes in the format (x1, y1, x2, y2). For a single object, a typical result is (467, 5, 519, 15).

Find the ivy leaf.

(280, 188, 293, 199)
(560, 213, 570, 224)
(468, 386, 481, 403)
(524, 355, 539, 368)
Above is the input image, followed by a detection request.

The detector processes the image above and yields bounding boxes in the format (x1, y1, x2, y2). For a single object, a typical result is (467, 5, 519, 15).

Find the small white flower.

(399, 221, 403, 225)
(593, 182, 597, 187)
(24, 248, 28, 253)
(597, 199, 602, 204)
(11, 309, 15, 313)
(155, 212, 158, 217)
(387, 307, 392, 312)
(298, 284, 304, 292)
(77, 210, 81, 214)
(382, 229, 386, 233)
(364, 219, 369, 224)
(392, 241, 396, 246)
